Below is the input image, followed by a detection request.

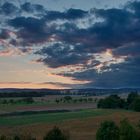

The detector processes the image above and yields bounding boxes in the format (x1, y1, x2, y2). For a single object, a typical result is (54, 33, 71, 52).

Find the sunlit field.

(0, 109, 139, 140)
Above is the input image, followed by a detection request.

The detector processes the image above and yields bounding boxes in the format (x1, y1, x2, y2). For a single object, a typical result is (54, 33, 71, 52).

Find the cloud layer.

(0, 1, 140, 88)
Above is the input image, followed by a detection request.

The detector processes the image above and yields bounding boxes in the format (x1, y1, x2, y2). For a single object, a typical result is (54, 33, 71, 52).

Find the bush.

(119, 119, 139, 140)
(44, 126, 69, 140)
(96, 121, 119, 140)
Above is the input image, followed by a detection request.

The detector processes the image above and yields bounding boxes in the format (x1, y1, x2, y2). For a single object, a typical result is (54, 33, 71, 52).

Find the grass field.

(0, 102, 52, 112)
(0, 109, 139, 140)
(0, 102, 97, 113)
(0, 109, 112, 126)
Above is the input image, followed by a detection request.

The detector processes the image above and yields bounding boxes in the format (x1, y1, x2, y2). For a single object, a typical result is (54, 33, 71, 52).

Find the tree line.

(55, 96, 96, 104)
(97, 92, 140, 112)
(0, 97, 34, 104)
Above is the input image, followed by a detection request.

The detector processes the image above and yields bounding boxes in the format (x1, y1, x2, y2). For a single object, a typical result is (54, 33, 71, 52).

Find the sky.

(0, 0, 140, 89)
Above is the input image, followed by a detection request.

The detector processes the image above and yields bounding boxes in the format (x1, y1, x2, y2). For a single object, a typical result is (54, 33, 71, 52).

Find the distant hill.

(0, 88, 139, 97)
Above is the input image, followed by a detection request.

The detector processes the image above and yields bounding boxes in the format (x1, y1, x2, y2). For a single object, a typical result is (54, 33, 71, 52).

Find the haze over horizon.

(0, 0, 140, 89)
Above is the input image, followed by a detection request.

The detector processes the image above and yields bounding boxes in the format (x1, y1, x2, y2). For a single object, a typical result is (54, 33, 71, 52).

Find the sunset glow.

(0, 0, 140, 88)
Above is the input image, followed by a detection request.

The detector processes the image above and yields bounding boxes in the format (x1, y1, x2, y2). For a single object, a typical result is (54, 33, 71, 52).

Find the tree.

(44, 126, 69, 140)
(55, 99, 60, 104)
(127, 92, 139, 105)
(119, 119, 139, 140)
(78, 98, 83, 103)
(23, 97, 34, 104)
(97, 95, 125, 109)
(9, 99, 14, 104)
(63, 96, 72, 103)
(97, 99, 104, 108)
(96, 121, 119, 140)
(129, 97, 140, 112)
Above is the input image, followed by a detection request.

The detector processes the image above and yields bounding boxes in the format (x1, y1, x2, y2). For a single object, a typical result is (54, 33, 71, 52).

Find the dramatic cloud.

(0, 29, 10, 39)
(44, 8, 88, 21)
(35, 43, 92, 68)
(0, 2, 19, 15)
(0, 0, 140, 88)
(21, 2, 45, 13)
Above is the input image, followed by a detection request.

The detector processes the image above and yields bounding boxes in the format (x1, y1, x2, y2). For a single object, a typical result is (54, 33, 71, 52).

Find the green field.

(0, 109, 113, 126)
(0, 102, 55, 112)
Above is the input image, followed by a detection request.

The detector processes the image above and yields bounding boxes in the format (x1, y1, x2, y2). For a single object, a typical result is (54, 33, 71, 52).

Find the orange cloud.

(0, 82, 66, 89)
(0, 47, 32, 57)
(0, 49, 13, 56)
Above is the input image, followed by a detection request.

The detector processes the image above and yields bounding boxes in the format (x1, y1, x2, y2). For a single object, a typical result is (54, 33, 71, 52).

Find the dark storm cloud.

(7, 7, 88, 46)
(5, 1, 140, 55)
(127, 1, 140, 16)
(8, 16, 51, 45)
(1, 0, 140, 88)
(33, 4, 140, 70)
(0, 2, 19, 15)
(62, 55, 140, 88)
(91, 8, 132, 46)
(42, 7, 137, 52)
(0, 29, 10, 39)
(35, 43, 91, 68)
(44, 8, 88, 21)
(21, 2, 45, 13)
(0, 2, 45, 15)
(113, 43, 140, 56)
(9, 17, 44, 31)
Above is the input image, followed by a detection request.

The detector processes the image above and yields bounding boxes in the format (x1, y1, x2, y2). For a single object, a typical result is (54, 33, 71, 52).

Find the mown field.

(0, 109, 139, 140)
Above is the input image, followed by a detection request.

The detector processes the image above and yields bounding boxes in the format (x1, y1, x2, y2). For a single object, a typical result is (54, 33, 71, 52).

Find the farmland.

(0, 94, 139, 140)
(0, 109, 113, 126)
(0, 109, 139, 140)
(0, 95, 97, 113)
